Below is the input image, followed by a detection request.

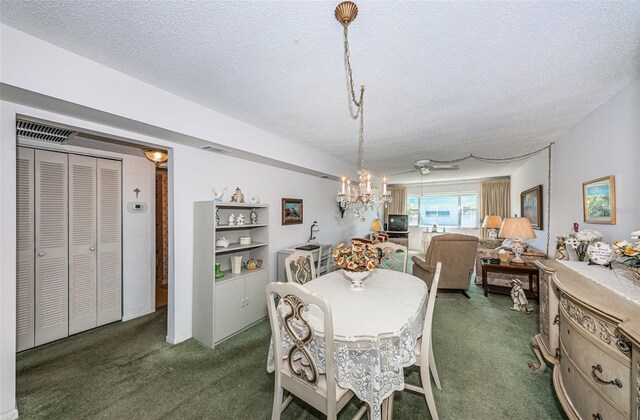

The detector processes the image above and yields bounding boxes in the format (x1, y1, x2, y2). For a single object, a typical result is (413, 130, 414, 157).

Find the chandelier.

(334, 1, 391, 219)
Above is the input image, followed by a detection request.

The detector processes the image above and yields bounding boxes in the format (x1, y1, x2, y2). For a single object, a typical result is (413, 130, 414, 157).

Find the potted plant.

(563, 229, 603, 261)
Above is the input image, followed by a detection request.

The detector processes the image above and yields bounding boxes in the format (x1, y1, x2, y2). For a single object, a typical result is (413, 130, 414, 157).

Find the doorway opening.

(155, 167, 168, 308)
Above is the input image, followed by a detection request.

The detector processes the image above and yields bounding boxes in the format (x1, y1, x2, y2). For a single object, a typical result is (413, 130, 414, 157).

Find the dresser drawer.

(560, 344, 627, 420)
(560, 294, 632, 363)
(561, 316, 630, 414)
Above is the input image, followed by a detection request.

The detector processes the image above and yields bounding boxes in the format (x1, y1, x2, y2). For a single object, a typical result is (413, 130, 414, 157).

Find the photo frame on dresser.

(582, 176, 616, 224)
(520, 185, 543, 230)
(281, 198, 303, 225)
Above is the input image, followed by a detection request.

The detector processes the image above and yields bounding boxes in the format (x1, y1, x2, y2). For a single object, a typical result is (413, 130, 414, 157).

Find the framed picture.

(282, 198, 303, 225)
(583, 176, 616, 224)
(520, 185, 543, 230)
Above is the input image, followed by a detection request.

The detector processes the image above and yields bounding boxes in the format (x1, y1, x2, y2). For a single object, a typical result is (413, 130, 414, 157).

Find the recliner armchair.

(412, 233, 479, 298)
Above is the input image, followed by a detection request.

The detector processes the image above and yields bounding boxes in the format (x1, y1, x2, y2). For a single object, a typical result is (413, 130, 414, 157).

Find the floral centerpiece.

(612, 230, 640, 280)
(332, 242, 379, 272)
(563, 229, 603, 261)
(332, 242, 379, 291)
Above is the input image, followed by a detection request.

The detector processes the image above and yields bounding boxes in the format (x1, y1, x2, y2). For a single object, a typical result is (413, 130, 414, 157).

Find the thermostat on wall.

(127, 202, 148, 213)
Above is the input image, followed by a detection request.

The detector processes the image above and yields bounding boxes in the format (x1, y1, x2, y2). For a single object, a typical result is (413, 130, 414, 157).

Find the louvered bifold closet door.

(34, 149, 69, 346)
(16, 147, 35, 351)
(69, 155, 98, 334)
(96, 158, 122, 326)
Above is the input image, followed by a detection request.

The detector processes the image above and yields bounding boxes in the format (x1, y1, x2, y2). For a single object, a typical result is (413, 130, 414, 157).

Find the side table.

(481, 261, 539, 303)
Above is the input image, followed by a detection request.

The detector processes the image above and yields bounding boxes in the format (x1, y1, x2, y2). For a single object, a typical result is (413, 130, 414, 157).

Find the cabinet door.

(244, 271, 269, 326)
(16, 147, 35, 351)
(96, 158, 122, 326)
(35, 149, 69, 346)
(214, 279, 246, 343)
(69, 154, 97, 334)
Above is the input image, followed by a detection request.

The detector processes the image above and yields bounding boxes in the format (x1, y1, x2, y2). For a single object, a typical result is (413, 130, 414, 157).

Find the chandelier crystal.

(334, 1, 391, 219)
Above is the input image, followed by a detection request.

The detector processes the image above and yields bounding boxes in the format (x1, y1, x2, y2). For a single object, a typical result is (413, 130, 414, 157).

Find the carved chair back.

(285, 250, 317, 284)
(375, 241, 408, 273)
(266, 282, 338, 411)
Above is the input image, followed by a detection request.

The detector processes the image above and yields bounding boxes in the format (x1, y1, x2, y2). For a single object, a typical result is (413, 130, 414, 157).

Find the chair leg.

(272, 385, 283, 420)
(429, 336, 442, 390)
(420, 362, 439, 420)
(461, 290, 471, 299)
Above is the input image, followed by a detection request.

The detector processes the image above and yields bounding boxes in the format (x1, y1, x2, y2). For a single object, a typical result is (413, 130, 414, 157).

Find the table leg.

(482, 267, 488, 297)
(380, 393, 395, 420)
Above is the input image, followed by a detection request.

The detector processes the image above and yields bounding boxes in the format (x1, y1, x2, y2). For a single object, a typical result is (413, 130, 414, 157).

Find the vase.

(343, 269, 369, 292)
(215, 263, 225, 279)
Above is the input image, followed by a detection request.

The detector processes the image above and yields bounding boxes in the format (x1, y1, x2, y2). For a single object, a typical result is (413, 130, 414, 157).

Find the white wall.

(510, 77, 640, 257)
(510, 151, 549, 253)
(0, 102, 18, 420)
(121, 155, 156, 321)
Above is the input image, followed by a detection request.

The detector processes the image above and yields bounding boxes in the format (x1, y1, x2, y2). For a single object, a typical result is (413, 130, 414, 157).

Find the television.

(388, 214, 408, 232)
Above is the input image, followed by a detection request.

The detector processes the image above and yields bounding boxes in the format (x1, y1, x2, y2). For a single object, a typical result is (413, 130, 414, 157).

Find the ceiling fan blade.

(430, 165, 459, 170)
(390, 168, 418, 176)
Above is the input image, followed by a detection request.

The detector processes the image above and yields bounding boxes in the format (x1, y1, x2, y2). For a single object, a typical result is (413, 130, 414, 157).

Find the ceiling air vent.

(201, 145, 231, 154)
(16, 120, 75, 144)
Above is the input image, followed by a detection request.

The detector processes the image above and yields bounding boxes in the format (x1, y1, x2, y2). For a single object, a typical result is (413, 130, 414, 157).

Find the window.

(407, 193, 478, 228)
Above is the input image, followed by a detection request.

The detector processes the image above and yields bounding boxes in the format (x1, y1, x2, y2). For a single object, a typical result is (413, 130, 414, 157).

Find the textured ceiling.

(1, 1, 639, 183)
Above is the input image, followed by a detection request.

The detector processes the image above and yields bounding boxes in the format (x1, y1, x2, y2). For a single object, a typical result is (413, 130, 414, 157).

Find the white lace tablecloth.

(267, 269, 428, 420)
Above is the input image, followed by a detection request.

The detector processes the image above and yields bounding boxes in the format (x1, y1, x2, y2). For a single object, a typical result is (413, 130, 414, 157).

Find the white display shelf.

(214, 242, 267, 254)
(216, 224, 268, 230)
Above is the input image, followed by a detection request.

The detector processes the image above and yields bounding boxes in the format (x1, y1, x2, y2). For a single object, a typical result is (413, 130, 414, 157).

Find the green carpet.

(16, 282, 565, 419)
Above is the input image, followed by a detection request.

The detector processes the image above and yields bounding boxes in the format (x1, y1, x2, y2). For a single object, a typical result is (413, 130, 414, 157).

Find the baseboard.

(121, 307, 154, 322)
(166, 331, 191, 344)
(0, 408, 18, 420)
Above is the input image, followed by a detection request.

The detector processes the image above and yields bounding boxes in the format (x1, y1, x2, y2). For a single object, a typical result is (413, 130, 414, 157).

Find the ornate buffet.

(533, 259, 640, 419)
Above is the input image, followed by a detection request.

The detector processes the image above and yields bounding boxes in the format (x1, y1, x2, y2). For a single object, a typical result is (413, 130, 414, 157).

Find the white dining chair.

(400, 261, 442, 420)
(374, 241, 408, 273)
(284, 250, 317, 284)
(266, 282, 367, 420)
(316, 244, 333, 276)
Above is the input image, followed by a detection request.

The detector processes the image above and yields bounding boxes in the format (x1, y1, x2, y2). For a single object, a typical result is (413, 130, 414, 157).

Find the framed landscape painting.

(582, 176, 616, 224)
(282, 198, 303, 225)
(520, 185, 543, 230)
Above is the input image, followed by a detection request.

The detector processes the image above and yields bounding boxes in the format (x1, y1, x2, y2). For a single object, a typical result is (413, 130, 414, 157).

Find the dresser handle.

(592, 414, 602, 420)
(591, 364, 622, 388)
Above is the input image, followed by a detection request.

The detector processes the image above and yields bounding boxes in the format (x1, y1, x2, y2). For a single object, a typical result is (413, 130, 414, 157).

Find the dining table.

(267, 268, 429, 420)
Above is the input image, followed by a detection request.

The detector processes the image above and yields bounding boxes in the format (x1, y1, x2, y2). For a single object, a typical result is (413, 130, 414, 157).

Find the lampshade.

(482, 215, 503, 229)
(370, 219, 383, 232)
(498, 217, 536, 240)
(144, 149, 168, 167)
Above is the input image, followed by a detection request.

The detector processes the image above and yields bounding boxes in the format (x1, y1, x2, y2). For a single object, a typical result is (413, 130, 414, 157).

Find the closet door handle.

(240, 298, 245, 308)
(89, 246, 96, 251)
(37, 251, 46, 257)
(245, 297, 249, 306)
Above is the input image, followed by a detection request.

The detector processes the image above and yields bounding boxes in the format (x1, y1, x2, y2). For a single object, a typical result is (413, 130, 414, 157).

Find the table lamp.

(482, 215, 503, 240)
(370, 219, 383, 233)
(308, 221, 320, 244)
(498, 217, 536, 264)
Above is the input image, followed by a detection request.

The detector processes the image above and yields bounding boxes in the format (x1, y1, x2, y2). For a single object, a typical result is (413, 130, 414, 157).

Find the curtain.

(479, 178, 510, 238)
(383, 186, 407, 224)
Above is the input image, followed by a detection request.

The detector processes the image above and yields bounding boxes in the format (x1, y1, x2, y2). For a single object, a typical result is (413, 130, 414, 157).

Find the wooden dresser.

(533, 260, 640, 419)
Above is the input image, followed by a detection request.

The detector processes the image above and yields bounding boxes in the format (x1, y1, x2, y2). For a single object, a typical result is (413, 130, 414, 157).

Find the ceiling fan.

(393, 159, 460, 176)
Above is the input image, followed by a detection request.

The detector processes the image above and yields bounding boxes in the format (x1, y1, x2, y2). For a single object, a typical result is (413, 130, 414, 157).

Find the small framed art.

(582, 176, 615, 224)
(282, 198, 303, 225)
(520, 185, 543, 230)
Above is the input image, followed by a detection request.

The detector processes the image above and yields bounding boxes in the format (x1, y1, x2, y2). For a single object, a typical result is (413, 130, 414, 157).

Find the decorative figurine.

(213, 186, 227, 203)
(215, 237, 230, 248)
(510, 279, 533, 313)
(215, 208, 219, 226)
(231, 187, 245, 203)
(237, 214, 245, 225)
(228, 214, 236, 226)
(250, 208, 258, 224)
(556, 236, 568, 261)
(251, 196, 260, 204)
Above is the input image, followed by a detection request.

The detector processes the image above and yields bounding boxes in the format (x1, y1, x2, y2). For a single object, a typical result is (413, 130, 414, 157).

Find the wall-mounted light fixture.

(144, 149, 168, 167)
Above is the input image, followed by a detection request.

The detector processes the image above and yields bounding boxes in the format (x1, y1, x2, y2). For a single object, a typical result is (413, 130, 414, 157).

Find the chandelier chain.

(428, 143, 554, 164)
(546, 143, 552, 257)
(343, 26, 365, 110)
